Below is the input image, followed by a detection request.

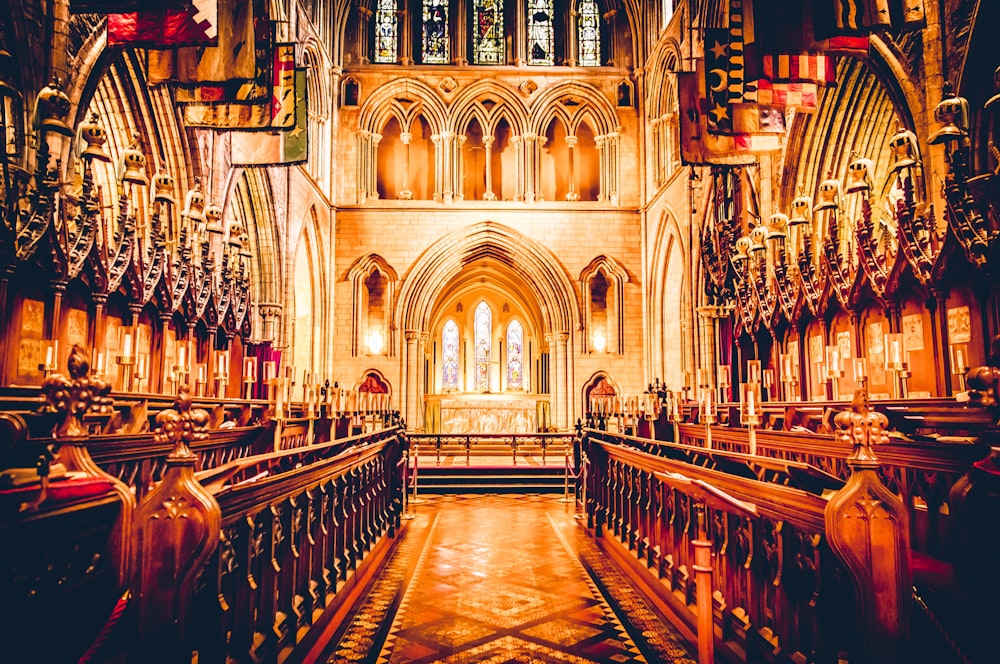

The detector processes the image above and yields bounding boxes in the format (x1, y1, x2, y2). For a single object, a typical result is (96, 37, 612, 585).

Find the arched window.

(577, 0, 601, 67)
(422, 0, 450, 63)
(374, 0, 398, 63)
(442, 320, 459, 390)
(506, 320, 523, 389)
(474, 302, 492, 391)
(527, 0, 554, 66)
(473, 0, 504, 64)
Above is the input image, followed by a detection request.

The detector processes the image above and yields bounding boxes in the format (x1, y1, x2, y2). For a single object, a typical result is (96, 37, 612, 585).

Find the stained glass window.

(507, 320, 523, 389)
(374, 0, 398, 64)
(422, 0, 449, 64)
(474, 302, 492, 392)
(442, 320, 459, 390)
(473, 0, 504, 64)
(577, 1, 600, 66)
(527, 0, 554, 65)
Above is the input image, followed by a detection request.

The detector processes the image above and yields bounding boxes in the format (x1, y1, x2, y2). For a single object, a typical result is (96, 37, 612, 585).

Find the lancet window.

(577, 1, 601, 66)
(474, 302, 492, 391)
(422, 0, 450, 63)
(527, 0, 555, 65)
(507, 320, 523, 389)
(442, 319, 459, 390)
(374, 0, 398, 63)
(473, 0, 505, 65)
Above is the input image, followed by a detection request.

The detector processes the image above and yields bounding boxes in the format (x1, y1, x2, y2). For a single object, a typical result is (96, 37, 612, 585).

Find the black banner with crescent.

(704, 27, 733, 134)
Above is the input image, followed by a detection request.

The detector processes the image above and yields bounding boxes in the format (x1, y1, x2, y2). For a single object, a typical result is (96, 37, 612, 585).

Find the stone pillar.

(550, 332, 570, 430)
(432, 133, 444, 202)
(404, 330, 419, 430)
(565, 135, 580, 201)
(512, 135, 525, 201)
(399, 131, 413, 200)
(546, 333, 558, 430)
(521, 133, 540, 203)
(483, 134, 496, 201)
(565, 5, 579, 67)
(259, 303, 283, 345)
(417, 332, 429, 430)
(357, 6, 373, 64)
(599, 131, 621, 206)
(454, 134, 466, 201)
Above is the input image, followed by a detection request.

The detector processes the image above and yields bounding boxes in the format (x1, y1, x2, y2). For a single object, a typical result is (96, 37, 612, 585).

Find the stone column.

(512, 135, 525, 201)
(399, 131, 413, 200)
(432, 133, 444, 202)
(565, 6, 579, 66)
(482, 134, 496, 201)
(357, 6, 373, 64)
(521, 133, 540, 203)
(549, 332, 570, 430)
(546, 333, 558, 430)
(404, 330, 420, 430)
(565, 135, 580, 201)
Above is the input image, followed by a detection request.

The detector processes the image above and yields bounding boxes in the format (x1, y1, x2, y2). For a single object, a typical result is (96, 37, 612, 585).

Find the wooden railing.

(185, 428, 406, 663)
(0, 348, 408, 664)
(408, 432, 574, 465)
(582, 400, 915, 663)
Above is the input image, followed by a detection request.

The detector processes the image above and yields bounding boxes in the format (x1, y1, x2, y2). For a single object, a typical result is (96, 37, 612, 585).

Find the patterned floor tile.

(324, 495, 696, 663)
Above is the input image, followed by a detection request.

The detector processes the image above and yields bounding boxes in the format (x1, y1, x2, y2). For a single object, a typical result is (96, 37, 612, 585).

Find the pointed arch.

(396, 221, 579, 336)
(347, 253, 399, 357)
(649, 206, 689, 390)
(579, 255, 630, 354)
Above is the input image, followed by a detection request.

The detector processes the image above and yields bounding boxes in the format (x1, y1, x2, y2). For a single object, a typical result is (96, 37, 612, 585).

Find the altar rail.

(408, 432, 574, 465)
(582, 426, 909, 663)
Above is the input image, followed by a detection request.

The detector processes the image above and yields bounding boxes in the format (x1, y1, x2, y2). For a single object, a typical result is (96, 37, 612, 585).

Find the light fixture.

(592, 330, 606, 353)
(929, 81, 969, 145)
(367, 330, 384, 355)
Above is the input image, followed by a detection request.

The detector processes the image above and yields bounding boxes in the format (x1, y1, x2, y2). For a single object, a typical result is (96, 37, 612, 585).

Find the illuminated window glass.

(373, 0, 398, 63)
(577, 1, 600, 66)
(474, 302, 492, 391)
(443, 320, 459, 389)
(527, 0, 554, 65)
(473, 0, 504, 64)
(506, 321, 523, 389)
(422, 0, 450, 64)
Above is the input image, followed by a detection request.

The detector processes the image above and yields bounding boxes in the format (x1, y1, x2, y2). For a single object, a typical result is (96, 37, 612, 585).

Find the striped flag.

(229, 68, 308, 166)
(181, 43, 296, 129)
(761, 53, 835, 85)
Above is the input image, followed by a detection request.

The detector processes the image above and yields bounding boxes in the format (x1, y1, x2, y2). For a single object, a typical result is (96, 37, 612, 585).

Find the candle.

(137, 354, 147, 378)
(198, 364, 206, 383)
(244, 357, 257, 381)
(853, 357, 867, 382)
(44, 344, 54, 369)
(747, 388, 756, 417)
(891, 339, 901, 366)
(95, 352, 105, 373)
(178, 346, 186, 367)
(123, 332, 133, 358)
(956, 348, 965, 372)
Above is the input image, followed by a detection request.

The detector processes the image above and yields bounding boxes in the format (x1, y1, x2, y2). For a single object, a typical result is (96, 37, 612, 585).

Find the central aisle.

(325, 495, 696, 663)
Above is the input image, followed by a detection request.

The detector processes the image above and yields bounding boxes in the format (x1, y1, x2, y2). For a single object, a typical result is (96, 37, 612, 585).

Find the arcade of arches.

(3, 1, 1000, 663)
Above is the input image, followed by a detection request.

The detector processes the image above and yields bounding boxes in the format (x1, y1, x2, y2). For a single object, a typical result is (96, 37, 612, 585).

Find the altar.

(424, 394, 549, 434)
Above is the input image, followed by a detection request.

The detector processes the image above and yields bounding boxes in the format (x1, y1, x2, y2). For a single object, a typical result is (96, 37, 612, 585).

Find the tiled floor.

(324, 495, 696, 663)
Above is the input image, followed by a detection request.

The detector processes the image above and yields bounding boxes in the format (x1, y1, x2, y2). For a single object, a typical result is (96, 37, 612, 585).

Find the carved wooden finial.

(154, 387, 210, 459)
(966, 334, 1000, 419)
(833, 388, 889, 466)
(40, 344, 113, 439)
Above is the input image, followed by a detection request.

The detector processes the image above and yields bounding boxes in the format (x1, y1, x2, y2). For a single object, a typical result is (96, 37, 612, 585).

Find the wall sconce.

(367, 329, 384, 355)
(591, 330, 606, 353)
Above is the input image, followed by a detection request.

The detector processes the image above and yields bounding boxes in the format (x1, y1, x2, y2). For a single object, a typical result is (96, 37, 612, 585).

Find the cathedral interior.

(2, 0, 1000, 662)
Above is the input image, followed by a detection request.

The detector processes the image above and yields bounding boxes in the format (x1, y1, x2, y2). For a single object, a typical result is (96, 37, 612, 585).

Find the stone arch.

(395, 221, 580, 430)
(346, 254, 399, 358)
(581, 371, 620, 415)
(528, 80, 618, 137)
(448, 80, 529, 136)
(648, 206, 689, 390)
(579, 255, 630, 354)
(358, 77, 448, 134)
(396, 221, 578, 335)
(290, 207, 326, 376)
